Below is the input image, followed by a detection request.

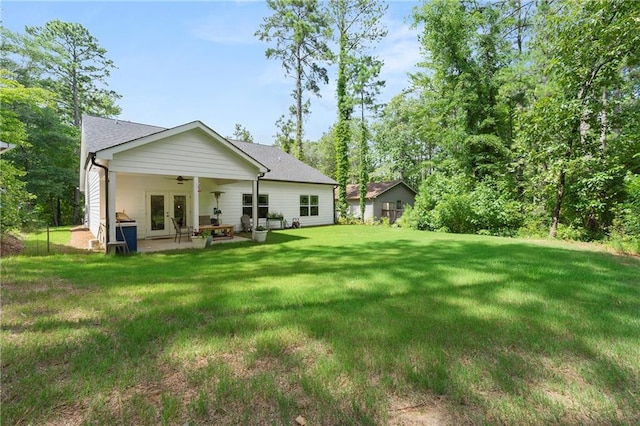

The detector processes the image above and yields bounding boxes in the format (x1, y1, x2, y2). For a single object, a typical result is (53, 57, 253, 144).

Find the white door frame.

(145, 191, 191, 238)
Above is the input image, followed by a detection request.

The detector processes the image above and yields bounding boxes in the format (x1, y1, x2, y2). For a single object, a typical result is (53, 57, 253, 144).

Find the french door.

(146, 192, 190, 238)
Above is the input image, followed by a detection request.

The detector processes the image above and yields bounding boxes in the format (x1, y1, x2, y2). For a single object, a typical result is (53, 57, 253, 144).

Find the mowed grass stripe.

(1, 226, 638, 425)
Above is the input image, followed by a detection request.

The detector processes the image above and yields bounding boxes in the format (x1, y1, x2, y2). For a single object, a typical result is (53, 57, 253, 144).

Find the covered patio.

(136, 234, 251, 253)
(70, 227, 251, 254)
(81, 118, 269, 253)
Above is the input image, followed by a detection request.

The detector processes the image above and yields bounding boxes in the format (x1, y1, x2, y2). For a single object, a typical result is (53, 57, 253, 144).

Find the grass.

(1, 225, 639, 425)
(18, 226, 86, 256)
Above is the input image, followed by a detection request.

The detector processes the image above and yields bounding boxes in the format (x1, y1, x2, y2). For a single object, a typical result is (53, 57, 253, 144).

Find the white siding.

(110, 176, 336, 237)
(346, 199, 374, 220)
(109, 128, 259, 180)
(86, 169, 102, 238)
(216, 180, 335, 229)
(114, 174, 197, 239)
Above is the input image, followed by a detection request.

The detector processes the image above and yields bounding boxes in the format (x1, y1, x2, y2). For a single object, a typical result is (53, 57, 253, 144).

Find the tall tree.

(256, 0, 332, 159)
(350, 55, 384, 220)
(22, 20, 121, 127)
(327, 0, 387, 218)
(7, 105, 79, 226)
(525, 0, 640, 238)
(303, 128, 337, 180)
(0, 69, 51, 231)
(231, 123, 254, 142)
(4, 22, 120, 225)
(273, 112, 296, 154)
(413, 0, 514, 181)
(372, 92, 439, 190)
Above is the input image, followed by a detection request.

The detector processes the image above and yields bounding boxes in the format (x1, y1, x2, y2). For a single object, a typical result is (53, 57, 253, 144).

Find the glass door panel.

(151, 195, 165, 231)
(146, 192, 190, 238)
(147, 192, 169, 238)
(173, 195, 187, 227)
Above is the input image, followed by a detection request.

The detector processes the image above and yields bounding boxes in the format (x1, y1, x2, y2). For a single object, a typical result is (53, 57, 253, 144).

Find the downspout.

(257, 172, 265, 231)
(90, 153, 110, 250)
(257, 171, 265, 214)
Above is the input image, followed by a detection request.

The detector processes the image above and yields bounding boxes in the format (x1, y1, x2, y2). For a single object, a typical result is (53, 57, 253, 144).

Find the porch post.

(193, 176, 199, 233)
(108, 170, 117, 243)
(252, 178, 259, 239)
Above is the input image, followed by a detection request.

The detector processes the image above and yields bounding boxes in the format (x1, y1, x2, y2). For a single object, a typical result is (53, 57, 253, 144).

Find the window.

(396, 200, 403, 210)
(242, 194, 269, 218)
(300, 195, 319, 216)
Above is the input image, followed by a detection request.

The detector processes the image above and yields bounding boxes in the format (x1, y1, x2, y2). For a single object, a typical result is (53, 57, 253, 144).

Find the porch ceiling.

(118, 172, 245, 186)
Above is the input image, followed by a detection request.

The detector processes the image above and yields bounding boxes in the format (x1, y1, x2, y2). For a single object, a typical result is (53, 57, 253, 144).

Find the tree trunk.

(295, 47, 303, 160)
(549, 169, 565, 238)
(335, 33, 351, 219)
(49, 196, 59, 226)
(72, 49, 81, 127)
(359, 92, 368, 221)
(600, 88, 607, 151)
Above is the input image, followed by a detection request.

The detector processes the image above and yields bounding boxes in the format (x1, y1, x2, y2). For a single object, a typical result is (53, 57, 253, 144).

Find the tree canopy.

(2, 20, 120, 227)
(2, 4, 638, 251)
(256, 0, 332, 159)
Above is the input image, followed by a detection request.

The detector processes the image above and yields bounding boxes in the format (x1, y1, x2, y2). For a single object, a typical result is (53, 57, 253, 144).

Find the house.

(79, 115, 337, 251)
(337, 180, 417, 223)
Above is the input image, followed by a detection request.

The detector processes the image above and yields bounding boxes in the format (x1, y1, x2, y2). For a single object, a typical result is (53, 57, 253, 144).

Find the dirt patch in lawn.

(388, 395, 452, 425)
(0, 233, 24, 257)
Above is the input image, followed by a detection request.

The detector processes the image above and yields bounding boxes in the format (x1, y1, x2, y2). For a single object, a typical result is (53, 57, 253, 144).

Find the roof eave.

(262, 177, 337, 186)
(93, 121, 269, 173)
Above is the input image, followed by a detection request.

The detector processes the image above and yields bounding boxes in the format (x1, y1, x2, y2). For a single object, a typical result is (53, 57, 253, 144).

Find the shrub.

(469, 181, 524, 235)
(0, 160, 36, 234)
(621, 173, 640, 236)
(337, 215, 361, 225)
(431, 193, 476, 234)
(555, 224, 589, 241)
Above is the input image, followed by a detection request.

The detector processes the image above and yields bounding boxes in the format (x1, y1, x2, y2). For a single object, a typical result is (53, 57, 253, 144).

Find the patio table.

(199, 224, 234, 240)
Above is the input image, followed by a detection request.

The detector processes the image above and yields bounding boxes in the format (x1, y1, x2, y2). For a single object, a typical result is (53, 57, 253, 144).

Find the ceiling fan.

(164, 175, 193, 184)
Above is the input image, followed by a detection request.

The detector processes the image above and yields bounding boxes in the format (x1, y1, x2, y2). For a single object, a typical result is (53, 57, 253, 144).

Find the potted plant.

(253, 225, 268, 243)
(212, 208, 222, 224)
(199, 230, 213, 247)
(266, 211, 284, 229)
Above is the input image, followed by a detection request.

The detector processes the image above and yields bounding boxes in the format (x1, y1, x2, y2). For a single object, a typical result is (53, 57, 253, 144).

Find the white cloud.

(373, 16, 423, 102)
(378, 18, 422, 76)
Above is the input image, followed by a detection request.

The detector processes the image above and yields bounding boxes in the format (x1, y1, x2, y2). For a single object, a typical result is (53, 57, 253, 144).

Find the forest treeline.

(1, 0, 638, 252)
(299, 0, 639, 250)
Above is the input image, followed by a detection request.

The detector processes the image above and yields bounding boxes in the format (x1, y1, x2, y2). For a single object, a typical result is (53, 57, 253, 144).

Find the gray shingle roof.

(83, 115, 167, 153)
(228, 139, 337, 185)
(339, 180, 417, 200)
(82, 115, 336, 186)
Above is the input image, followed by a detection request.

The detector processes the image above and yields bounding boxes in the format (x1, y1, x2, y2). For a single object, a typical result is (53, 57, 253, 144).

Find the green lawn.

(2, 226, 639, 425)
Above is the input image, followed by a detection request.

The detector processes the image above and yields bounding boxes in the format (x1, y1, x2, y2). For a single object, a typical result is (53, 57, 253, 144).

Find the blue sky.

(3, 1, 422, 144)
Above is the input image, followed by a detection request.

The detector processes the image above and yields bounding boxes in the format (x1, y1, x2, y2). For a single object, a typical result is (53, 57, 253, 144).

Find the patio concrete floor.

(69, 227, 251, 253)
(136, 235, 250, 253)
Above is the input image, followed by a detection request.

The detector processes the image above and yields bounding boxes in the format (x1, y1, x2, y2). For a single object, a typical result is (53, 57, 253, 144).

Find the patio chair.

(199, 215, 211, 227)
(241, 214, 252, 232)
(171, 217, 192, 243)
